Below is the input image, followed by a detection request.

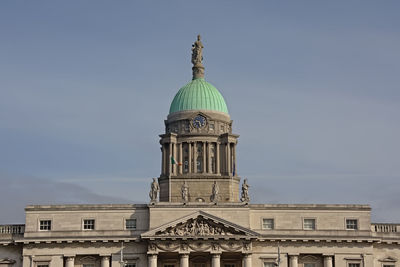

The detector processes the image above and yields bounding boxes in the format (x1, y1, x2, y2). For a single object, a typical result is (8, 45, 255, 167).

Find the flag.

(171, 156, 177, 165)
(170, 156, 182, 165)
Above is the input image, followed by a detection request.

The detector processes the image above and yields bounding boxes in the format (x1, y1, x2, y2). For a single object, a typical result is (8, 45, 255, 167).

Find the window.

(264, 263, 276, 267)
(305, 264, 316, 267)
(39, 220, 51, 231)
(262, 218, 274, 230)
(383, 265, 395, 267)
(209, 124, 214, 130)
(225, 265, 235, 267)
(348, 263, 360, 267)
(303, 218, 316, 230)
(346, 219, 358, 230)
(83, 265, 94, 267)
(37, 265, 49, 267)
(126, 264, 136, 267)
(126, 219, 137, 230)
(83, 219, 95, 230)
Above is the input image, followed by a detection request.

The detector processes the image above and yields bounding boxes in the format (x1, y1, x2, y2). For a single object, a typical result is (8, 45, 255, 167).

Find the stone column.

(243, 254, 252, 267)
(193, 141, 197, 173)
(169, 142, 172, 175)
(161, 145, 165, 175)
(179, 143, 183, 174)
(173, 142, 177, 175)
(188, 142, 192, 173)
(324, 256, 333, 267)
(207, 142, 212, 173)
(289, 255, 299, 267)
(65, 256, 75, 267)
(216, 142, 220, 174)
(101, 256, 110, 267)
(227, 143, 231, 175)
(202, 141, 206, 173)
(180, 254, 189, 267)
(211, 254, 221, 267)
(148, 254, 157, 267)
(232, 144, 236, 175)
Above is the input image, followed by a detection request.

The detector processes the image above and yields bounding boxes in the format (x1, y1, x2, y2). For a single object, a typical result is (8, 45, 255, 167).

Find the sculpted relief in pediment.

(156, 216, 243, 237)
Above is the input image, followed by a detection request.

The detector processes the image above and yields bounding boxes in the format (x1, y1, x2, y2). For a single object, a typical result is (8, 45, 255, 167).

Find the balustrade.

(0, 224, 25, 234)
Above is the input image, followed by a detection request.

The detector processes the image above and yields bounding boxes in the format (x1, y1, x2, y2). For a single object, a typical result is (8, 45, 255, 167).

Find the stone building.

(1, 36, 399, 267)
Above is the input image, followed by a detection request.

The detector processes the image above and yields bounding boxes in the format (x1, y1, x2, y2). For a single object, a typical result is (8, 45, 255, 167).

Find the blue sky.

(0, 1, 399, 223)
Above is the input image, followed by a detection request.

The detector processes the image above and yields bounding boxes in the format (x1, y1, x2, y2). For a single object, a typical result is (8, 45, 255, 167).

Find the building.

(1, 36, 399, 267)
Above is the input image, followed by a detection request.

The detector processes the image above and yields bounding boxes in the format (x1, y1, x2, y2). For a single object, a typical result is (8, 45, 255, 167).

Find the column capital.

(65, 256, 75, 261)
(179, 253, 190, 257)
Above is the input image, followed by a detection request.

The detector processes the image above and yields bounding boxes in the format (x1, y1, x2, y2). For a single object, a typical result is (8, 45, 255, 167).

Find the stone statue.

(241, 178, 250, 202)
(191, 34, 204, 66)
(191, 34, 205, 79)
(181, 181, 189, 202)
(210, 181, 219, 203)
(149, 178, 159, 202)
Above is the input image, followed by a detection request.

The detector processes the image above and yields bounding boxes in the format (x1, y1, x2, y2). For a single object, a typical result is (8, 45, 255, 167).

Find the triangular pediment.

(142, 211, 258, 239)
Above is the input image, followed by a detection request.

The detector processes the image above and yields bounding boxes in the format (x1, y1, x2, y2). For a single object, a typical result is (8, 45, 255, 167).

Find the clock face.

(192, 115, 206, 128)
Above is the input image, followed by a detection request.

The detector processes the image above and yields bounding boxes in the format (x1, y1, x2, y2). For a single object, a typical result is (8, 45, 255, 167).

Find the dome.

(169, 78, 229, 115)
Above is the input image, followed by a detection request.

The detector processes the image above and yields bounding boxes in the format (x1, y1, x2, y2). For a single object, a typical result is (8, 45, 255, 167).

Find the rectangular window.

(39, 220, 51, 231)
(37, 265, 49, 267)
(83, 264, 94, 267)
(346, 219, 358, 230)
(262, 218, 274, 230)
(305, 264, 316, 267)
(303, 218, 316, 230)
(126, 264, 136, 267)
(83, 219, 95, 230)
(126, 219, 137, 230)
(348, 263, 360, 267)
(224, 265, 235, 267)
(264, 263, 276, 267)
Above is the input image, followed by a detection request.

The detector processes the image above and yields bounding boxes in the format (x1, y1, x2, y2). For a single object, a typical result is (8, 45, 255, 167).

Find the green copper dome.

(169, 78, 229, 114)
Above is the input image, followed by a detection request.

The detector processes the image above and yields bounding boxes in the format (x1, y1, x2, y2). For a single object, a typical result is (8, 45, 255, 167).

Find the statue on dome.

(149, 178, 160, 202)
(191, 34, 204, 66)
(210, 181, 219, 203)
(191, 35, 205, 79)
(241, 178, 250, 202)
(181, 181, 189, 202)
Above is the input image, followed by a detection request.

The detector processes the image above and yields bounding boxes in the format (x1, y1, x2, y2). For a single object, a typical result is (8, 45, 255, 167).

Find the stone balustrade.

(0, 224, 25, 234)
(371, 223, 399, 232)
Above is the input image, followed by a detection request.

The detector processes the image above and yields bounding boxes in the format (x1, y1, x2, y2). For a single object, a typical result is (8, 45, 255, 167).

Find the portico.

(142, 211, 257, 267)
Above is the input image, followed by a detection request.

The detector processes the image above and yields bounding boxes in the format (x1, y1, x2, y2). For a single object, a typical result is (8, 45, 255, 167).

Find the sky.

(0, 1, 399, 224)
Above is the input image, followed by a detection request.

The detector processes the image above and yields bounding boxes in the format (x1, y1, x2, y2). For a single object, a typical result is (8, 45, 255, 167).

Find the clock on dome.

(192, 115, 207, 128)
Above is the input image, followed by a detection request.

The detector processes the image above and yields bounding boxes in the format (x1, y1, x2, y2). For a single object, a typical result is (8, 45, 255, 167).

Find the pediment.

(379, 257, 397, 263)
(142, 211, 258, 239)
(0, 258, 16, 264)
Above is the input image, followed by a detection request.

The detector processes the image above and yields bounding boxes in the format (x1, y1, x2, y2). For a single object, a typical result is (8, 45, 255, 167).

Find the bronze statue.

(149, 178, 159, 202)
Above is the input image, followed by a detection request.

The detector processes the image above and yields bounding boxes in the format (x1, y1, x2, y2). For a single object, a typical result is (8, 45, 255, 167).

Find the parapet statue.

(241, 178, 250, 202)
(149, 178, 160, 202)
(210, 181, 219, 203)
(181, 181, 189, 202)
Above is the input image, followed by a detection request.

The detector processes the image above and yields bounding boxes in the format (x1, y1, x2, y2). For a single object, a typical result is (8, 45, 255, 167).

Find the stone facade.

(1, 36, 399, 267)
